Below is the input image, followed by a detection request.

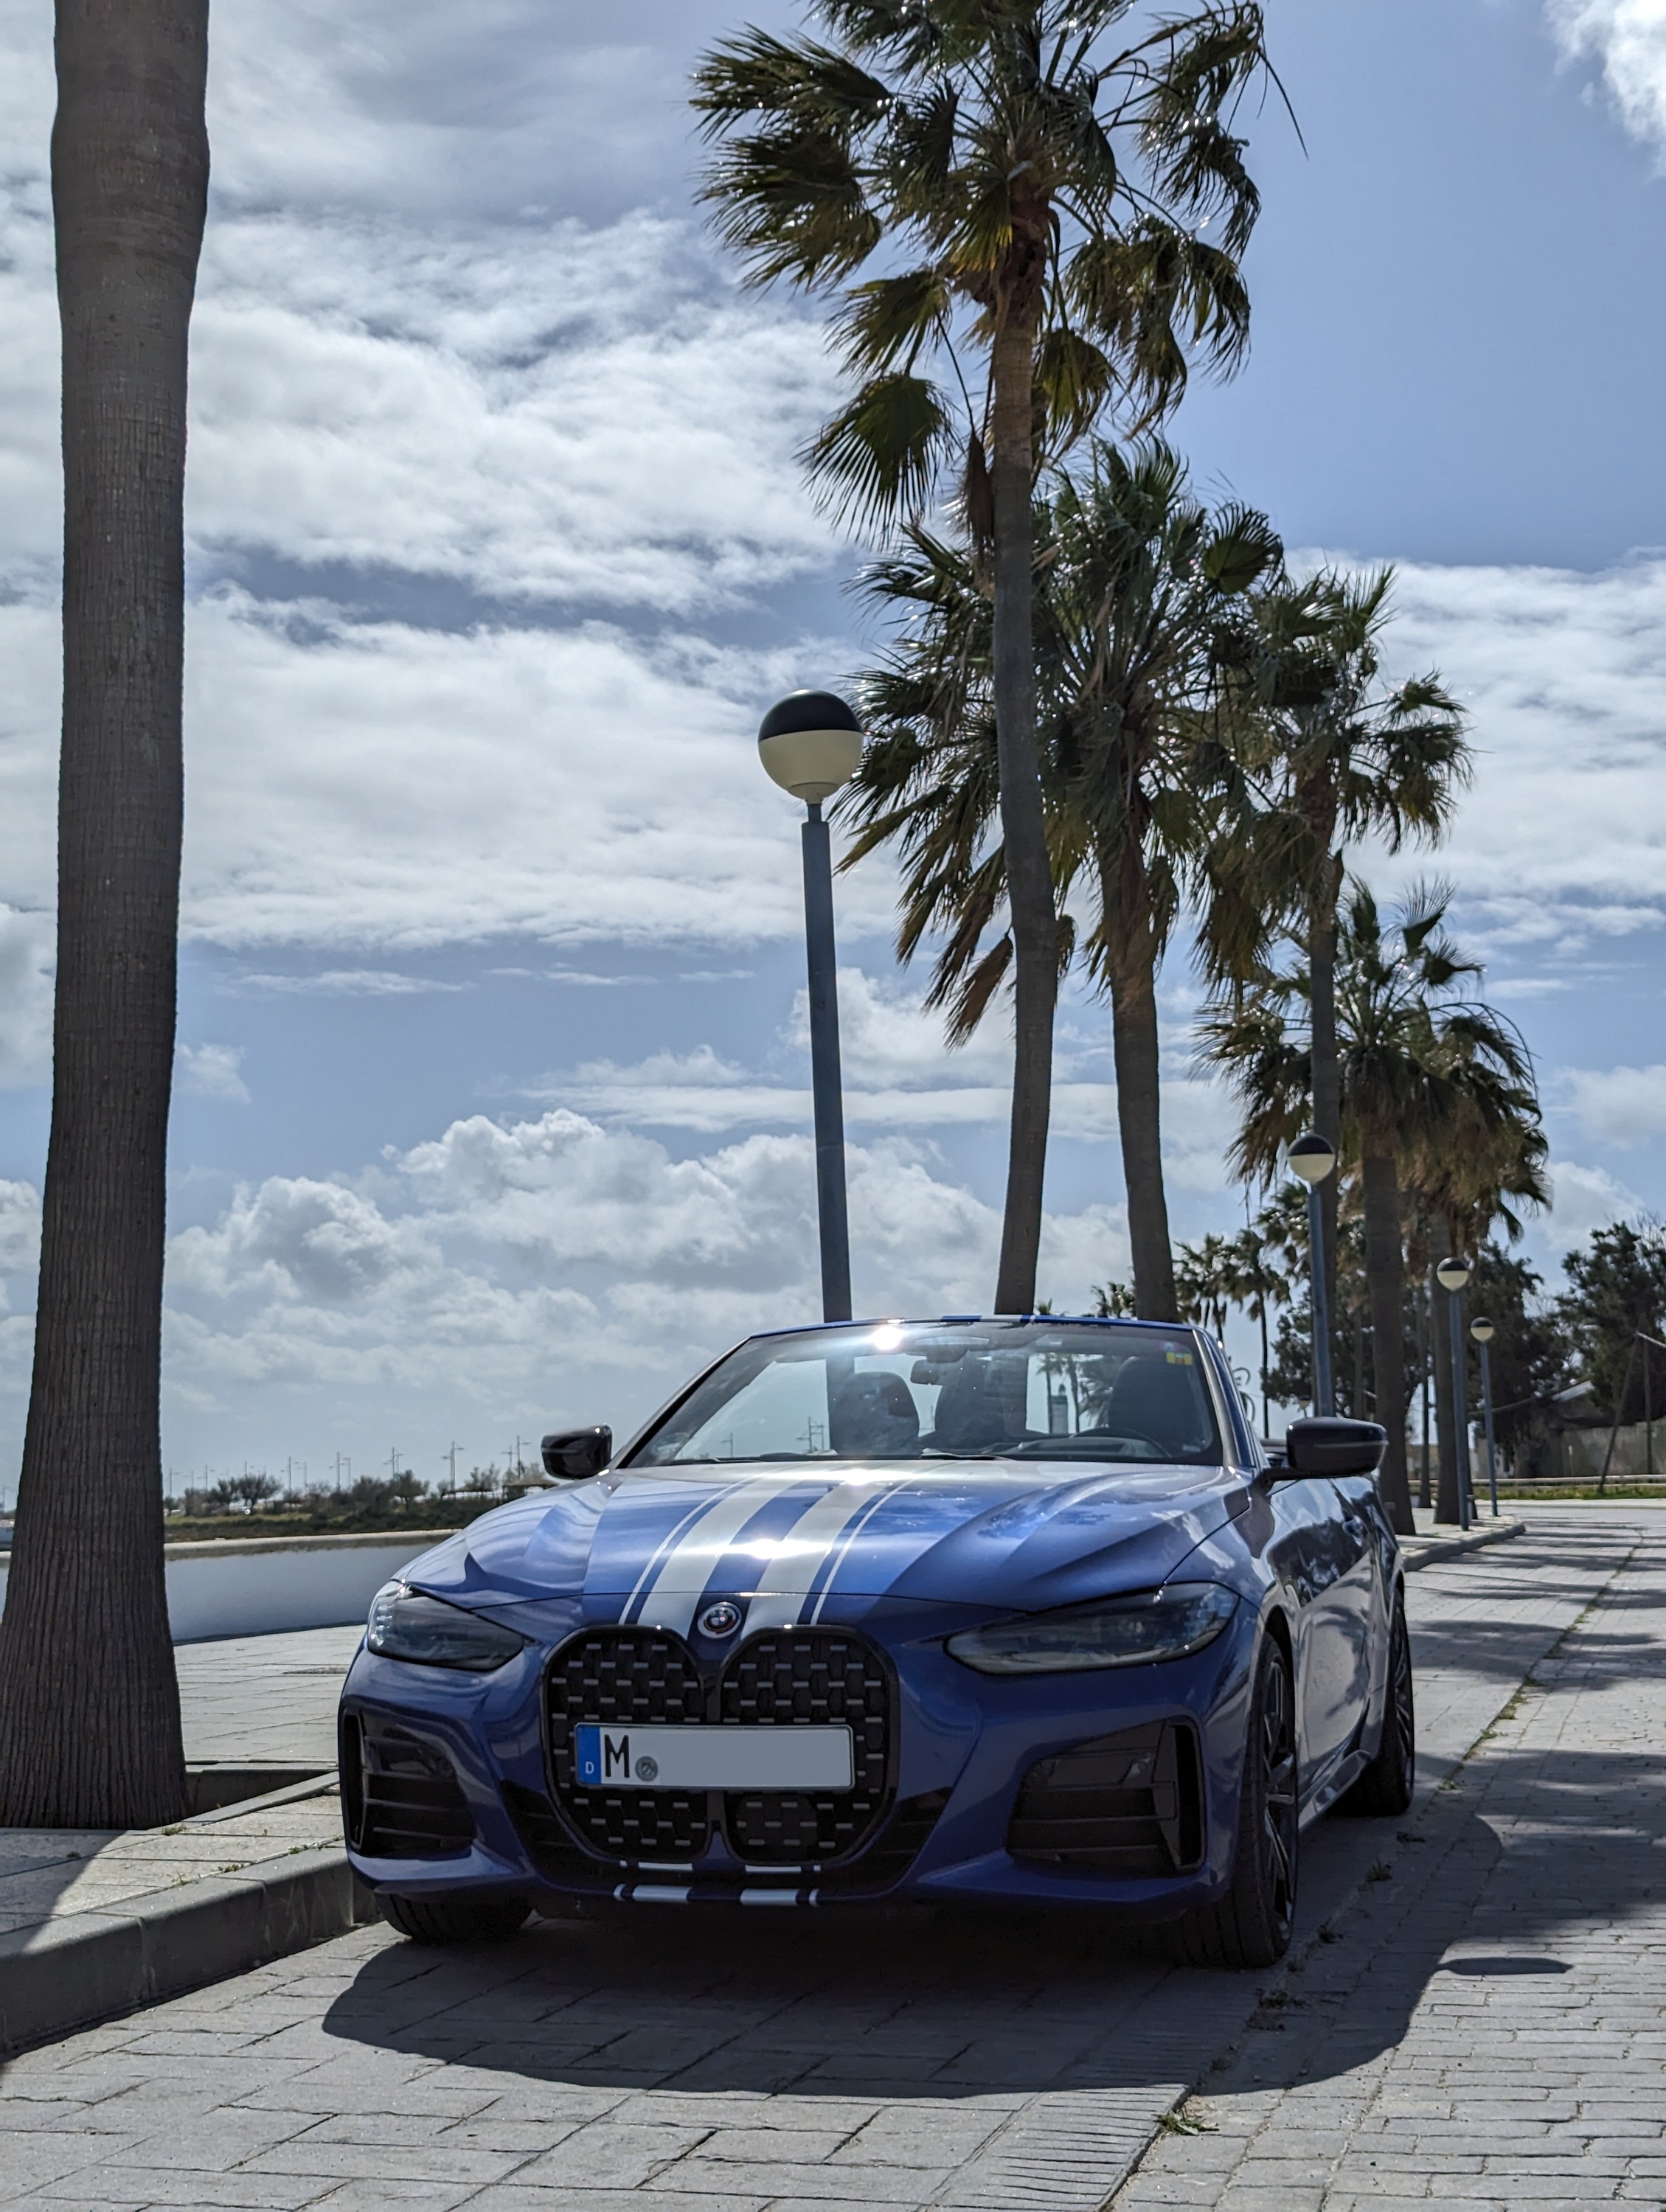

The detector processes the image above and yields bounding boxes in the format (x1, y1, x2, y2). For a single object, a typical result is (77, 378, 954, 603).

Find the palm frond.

(802, 372, 953, 527)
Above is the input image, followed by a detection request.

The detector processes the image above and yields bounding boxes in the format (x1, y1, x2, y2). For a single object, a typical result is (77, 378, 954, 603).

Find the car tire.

(380, 1893, 531, 1945)
(1173, 1634, 1299, 1971)
(1340, 1594, 1415, 1818)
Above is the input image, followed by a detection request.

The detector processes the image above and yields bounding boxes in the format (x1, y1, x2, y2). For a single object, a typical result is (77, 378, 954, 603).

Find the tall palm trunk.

(1107, 909, 1177, 1320)
(1431, 1258, 1461, 1526)
(1361, 1150, 1413, 1533)
(0, 0, 208, 1827)
(988, 288, 1056, 1314)
(1307, 855, 1343, 1367)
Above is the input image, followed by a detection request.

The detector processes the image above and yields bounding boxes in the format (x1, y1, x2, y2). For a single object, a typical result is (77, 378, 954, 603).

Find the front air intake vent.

(341, 1711, 475, 1858)
(1008, 1719, 1203, 1877)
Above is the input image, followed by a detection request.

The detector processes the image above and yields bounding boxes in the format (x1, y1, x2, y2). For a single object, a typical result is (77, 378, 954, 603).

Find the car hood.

(403, 1458, 1251, 1630)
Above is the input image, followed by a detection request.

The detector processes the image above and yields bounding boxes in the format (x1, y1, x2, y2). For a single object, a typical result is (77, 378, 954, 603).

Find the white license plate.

(572, 1723, 854, 1792)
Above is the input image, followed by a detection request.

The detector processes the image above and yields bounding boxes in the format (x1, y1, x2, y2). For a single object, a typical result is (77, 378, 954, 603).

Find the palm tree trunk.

(1417, 1277, 1432, 1509)
(1361, 1150, 1413, 1534)
(1308, 859, 1342, 1365)
(0, 0, 208, 1827)
(1431, 1258, 1461, 1525)
(1303, 827, 1342, 1399)
(988, 301, 1056, 1314)
(1108, 918, 1177, 1320)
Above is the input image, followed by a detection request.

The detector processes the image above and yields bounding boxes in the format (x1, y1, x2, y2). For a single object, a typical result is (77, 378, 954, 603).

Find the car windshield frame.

(620, 1317, 1229, 1472)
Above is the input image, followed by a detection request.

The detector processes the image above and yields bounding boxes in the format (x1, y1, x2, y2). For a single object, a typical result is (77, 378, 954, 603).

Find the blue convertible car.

(340, 1315, 1412, 1969)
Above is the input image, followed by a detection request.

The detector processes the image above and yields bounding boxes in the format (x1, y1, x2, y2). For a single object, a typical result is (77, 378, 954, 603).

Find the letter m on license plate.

(572, 1722, 853, 1791)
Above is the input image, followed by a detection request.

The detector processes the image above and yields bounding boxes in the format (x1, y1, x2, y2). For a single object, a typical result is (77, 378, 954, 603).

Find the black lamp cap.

(758, 689, 861, 742)
(1289, 1132, 1335, 1161)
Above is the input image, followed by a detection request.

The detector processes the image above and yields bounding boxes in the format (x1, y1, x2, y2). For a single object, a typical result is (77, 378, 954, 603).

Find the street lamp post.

(1471, 1315, 1499, 1519)
(1436, 1254, 1474, 1530)
(758, 690, 864, 1324)
(1288, 1133, 1337, 1417)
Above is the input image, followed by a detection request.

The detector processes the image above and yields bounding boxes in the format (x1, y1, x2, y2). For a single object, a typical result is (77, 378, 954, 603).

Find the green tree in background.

(694, 0, 1272, 1310)
(1554, 1222, 1666, 1427)
(1467, 1243, 1571, 1468)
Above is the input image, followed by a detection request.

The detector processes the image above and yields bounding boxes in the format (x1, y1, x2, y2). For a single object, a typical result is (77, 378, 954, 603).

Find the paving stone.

(8, 1510, 1662, 2212)
(1111, 1507, 1666, 2212)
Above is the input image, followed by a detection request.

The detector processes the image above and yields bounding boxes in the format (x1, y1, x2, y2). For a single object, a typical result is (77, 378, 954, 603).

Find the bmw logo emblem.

(698, 1601, 743, 1639)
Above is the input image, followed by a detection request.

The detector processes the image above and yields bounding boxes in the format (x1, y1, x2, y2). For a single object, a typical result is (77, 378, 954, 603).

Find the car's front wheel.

(380, 1893, 531, 1945)
(1173, 1634, 1298, 1970)
(1341, 1593, 1415, 1818)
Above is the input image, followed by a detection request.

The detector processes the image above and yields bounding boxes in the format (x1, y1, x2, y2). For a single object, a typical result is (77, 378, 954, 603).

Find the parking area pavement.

(0, 1512, 1657, 2212)
(1114, 1503, 1666, 2209)
(176, 1627, 364, 1771)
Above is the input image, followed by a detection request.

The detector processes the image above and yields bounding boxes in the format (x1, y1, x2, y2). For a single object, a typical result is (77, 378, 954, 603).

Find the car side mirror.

(1280, 1416, 1386, 1479)
(541, 1425, 611, 1481)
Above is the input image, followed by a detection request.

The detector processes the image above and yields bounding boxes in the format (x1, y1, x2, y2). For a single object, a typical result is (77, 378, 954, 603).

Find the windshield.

(625, 1319, 1225, 1470)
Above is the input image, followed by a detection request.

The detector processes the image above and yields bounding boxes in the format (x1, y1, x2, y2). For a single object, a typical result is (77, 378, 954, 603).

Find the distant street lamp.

(758, 690, 864, 1323)
(1471, 1315, 1500, 1519)
(1288, 1133, 1337, 1417)
(1436, 1254, 1474, 1529)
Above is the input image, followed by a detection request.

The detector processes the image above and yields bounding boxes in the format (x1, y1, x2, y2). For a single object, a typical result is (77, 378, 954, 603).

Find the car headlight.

(945, 1582, 1238, 1675)
(366, 1581, 527, 1672)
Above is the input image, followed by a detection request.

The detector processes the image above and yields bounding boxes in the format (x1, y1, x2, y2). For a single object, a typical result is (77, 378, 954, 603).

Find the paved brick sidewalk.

(1114, 1505, 1666, 2208)
(0, 1515, 1649, 2212)
(176, 1627, 364, 1770)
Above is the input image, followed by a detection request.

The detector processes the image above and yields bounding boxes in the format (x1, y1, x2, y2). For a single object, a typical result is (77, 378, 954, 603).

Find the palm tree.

(841, 443, 1279, 1316)
(1227, 1207, 1295, 1438)
(1209, 571, 1471, 1335)
(0, 1, 209, 1826)
(1409, 1082, 1549, 1524)
(694, 1, 1272, 1310)
(1175, 1231, 1236, 1340)
(1201, 882, 1543, 1535)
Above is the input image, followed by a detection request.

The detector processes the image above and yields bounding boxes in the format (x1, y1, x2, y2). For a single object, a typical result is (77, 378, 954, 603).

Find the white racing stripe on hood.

(741, 1472, 918, 1635)
(628, 1472, 826, 1635)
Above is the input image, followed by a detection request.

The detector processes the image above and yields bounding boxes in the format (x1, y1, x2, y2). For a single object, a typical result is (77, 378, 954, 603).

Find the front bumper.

(340, 1598, 1260, 1918)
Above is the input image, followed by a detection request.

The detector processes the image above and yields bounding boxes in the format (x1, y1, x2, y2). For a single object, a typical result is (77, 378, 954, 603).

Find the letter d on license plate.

(572, 1723, 853, 1791)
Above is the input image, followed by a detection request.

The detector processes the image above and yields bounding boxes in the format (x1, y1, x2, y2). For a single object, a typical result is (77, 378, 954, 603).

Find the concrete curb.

(1401, 1517, 1527, 1571)
(0, 1842, 376, 2057)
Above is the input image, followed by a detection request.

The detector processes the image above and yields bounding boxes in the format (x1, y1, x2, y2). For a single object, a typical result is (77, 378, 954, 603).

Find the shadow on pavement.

(318, 1737, 1665, 2106)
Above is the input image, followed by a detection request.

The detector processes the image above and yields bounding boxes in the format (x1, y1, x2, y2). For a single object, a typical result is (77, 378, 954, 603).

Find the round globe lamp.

(757, 691, 864, 803)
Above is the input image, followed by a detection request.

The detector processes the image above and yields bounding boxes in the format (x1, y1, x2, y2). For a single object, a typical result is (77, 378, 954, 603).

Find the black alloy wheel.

(1173, 1635, 1299, 1970)
(380, 1893, 531, 1945)
(1342, 1594, 1415, 1818)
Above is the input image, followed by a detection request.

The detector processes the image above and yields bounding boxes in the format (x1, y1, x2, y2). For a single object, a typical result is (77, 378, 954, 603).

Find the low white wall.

(0, 1528, 460, 1644)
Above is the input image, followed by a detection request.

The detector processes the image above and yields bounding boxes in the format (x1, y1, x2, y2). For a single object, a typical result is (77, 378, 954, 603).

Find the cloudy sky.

(1, 0, 1665, 1496)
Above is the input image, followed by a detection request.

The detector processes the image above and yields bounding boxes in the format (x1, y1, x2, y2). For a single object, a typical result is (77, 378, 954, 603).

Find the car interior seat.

(829, 1370, 921, 1457)
(1096, 1356, 1208, 1457)
(928, 1352, 1032, 1454)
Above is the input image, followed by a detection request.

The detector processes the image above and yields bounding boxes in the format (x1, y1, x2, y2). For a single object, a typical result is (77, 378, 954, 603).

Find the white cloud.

(178, 1044, 251, 1104)
(1548, 0, 1666, 153)
(0, 1178, 40, 1276)
(536, 968, 1239, 1187)
(234, 969, 463, 997)
(1326, 556, 1666, 957)
(154, 1104, 1131, 1462)
(0, 905, 52, 1087)
(1538, 1158, 1647, 1259)
(1563, 1062, 1666, 1148)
